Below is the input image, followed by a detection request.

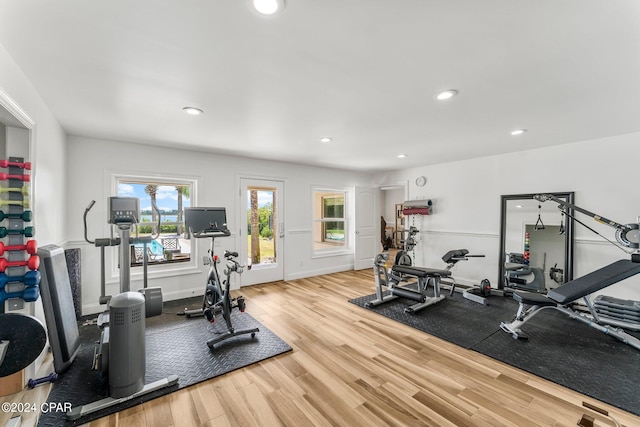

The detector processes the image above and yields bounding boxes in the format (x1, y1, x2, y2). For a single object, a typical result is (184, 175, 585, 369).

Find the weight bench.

(367, 253, 453, 313)
(500, 259, 640, 350)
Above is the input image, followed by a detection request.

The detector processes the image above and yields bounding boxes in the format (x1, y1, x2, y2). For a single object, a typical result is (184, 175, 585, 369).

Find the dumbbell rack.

(523, 232, 530, 266)
(0, 156, 38, 315)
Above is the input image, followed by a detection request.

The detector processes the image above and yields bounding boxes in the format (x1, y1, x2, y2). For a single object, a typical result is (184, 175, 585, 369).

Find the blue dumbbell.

(0, 270, 41, 289)
(0, 285, 39, 304)
(28, 372, 57, 389)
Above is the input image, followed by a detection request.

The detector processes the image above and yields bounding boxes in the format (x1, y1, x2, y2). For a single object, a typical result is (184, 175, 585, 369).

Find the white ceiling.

(1, 0, 639, 171)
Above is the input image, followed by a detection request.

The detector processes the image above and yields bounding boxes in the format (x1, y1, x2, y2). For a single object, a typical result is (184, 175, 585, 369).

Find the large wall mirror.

(498, 192, 575, 292)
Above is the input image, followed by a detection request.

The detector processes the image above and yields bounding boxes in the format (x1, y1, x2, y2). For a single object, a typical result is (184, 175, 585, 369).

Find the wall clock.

(415, 176, 427, 187)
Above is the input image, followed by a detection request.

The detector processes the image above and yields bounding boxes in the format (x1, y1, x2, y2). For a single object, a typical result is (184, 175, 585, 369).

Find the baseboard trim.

(286, 263, 354, 281)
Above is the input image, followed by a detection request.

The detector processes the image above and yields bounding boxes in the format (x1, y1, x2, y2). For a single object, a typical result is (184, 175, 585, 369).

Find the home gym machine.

(368, 248, 493, 311)
(436, 249, 501, 305)
(500, 194, 640, 349)
(368, 225, 449, 313)
(368, 244, 453, 314)
(179, 207, 258, 350)
(68, 197, 178, 421)
(402, 248, 497, 305)
(534, 193, 640, 253)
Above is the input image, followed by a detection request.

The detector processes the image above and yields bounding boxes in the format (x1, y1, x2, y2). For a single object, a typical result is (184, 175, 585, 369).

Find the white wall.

(375, 132, 640, 301)
(0, 44, 67, 246)
(0, 43, 67, 380)
(65, 136, 376, 315)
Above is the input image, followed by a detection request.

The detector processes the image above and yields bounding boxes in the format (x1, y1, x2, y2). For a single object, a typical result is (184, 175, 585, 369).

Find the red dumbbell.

(0, 255, 40, 272)
(0, 240, 37, 256)
(0, 172, 30, 182)
(0, 160, 31, 170)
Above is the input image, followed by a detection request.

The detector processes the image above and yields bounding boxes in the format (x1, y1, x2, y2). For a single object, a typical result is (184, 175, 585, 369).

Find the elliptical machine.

(68, 197, 178, 421)
(179, 207, 258, 350)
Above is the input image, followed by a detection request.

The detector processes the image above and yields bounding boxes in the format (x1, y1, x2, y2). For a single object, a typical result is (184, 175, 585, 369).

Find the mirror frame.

(498, 192, 575, 290)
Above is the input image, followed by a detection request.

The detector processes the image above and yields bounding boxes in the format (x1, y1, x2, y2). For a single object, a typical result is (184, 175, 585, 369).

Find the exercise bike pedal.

(237, 296, 246, 312)
(204, 304, 224, 321)
(204, 309, 215, 323)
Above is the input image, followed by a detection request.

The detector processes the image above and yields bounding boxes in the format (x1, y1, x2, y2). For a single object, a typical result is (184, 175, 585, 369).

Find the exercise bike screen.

(185, 207, 227, 235)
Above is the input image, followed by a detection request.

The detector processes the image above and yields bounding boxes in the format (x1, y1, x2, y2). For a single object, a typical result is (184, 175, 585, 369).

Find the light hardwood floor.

(88, 269, 640, 427)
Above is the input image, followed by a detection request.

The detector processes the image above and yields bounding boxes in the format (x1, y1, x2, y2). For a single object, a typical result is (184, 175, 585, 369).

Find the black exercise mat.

(39, 298, 291, 427)
(349, 291, 640, 416)
(473, 309, 640, 416)
(349, 290, 516, 348)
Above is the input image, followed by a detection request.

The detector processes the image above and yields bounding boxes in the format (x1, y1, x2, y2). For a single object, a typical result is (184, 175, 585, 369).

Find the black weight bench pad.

(513, 291, 557, 307)
(392, 265, 452, 278)
(442, 249, 468, 263)
(547, 259, 640, 305)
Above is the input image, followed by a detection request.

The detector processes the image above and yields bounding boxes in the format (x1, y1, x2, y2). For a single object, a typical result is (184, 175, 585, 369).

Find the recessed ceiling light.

(516, 205, 523, 208)
(435, 90, 458, 101)
(248, 0, 286, 16)
(397, 154, 407, 158)
(320, 137, 332, 143)
(182, 107, 203, 115)
(511, 129, 527, 136)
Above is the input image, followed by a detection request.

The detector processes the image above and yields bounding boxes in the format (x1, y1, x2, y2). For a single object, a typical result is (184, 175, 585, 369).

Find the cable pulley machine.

(534, 194, 640, 255)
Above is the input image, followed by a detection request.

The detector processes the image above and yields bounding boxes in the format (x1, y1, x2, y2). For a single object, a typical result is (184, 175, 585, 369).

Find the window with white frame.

(115, 176, 195, 266)
(313, 189, 347, 253)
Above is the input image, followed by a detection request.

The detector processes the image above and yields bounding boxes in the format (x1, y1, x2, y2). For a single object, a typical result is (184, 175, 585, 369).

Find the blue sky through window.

(247, 190, 274, 208)
(118, 183, 191, 212)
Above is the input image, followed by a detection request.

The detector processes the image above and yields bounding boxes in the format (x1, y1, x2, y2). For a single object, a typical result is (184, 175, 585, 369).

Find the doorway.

(239, 178, 284, 286)
(354, 186, 380, 270)
(380, 182, 409, 251)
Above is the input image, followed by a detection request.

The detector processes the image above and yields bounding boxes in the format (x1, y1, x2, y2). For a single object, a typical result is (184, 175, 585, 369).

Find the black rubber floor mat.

(349, 290, 516, 348)
(473, 309, 640, 416)
(38, 299, 291, 426)
(349, 291, 640, 416)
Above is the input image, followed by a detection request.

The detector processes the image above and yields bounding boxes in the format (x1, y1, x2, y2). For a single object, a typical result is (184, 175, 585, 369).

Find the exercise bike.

(202, 249, 258, 349)
(179, 207, 258, 350)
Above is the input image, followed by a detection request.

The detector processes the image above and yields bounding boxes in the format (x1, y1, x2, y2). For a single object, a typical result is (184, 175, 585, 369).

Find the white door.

(239, 178, 285, 286)
(354, 186, 380, 270)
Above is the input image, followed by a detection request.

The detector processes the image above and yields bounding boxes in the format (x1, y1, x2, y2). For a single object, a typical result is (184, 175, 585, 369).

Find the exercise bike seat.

(392, 265, 452, 278)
